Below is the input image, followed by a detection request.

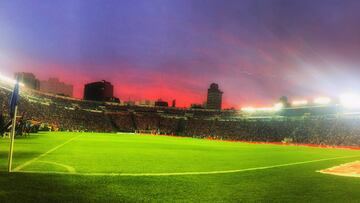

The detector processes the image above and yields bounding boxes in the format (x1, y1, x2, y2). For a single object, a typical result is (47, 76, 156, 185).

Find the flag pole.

(8, 105, 18, 172)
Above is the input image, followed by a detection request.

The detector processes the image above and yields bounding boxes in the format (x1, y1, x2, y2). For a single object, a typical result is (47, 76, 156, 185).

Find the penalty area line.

(14, 155, 360, 177)
(12, 134, 82, 172)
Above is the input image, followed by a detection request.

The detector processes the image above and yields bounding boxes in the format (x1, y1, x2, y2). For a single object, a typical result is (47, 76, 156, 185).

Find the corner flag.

(8, 80, 20, 172)
(9, 82, 19, 118)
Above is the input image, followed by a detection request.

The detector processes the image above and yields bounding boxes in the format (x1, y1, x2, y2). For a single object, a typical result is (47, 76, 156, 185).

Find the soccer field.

(1, 132, 360, 202)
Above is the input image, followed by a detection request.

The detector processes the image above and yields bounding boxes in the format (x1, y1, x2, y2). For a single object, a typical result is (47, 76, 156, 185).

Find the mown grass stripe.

(15, 155, 359, 176)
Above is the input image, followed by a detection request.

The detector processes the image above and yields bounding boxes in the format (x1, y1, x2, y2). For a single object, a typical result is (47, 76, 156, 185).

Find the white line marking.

(318, 171, 360, 178)
(36, 161, 76, 173)
(14, 155, 360, 177)
(12, 135, 81, 172)
(317, 161, 360, 178)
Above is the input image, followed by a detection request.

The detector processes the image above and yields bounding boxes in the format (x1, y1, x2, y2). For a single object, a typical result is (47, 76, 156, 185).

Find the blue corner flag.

(9, 82, 19, 118)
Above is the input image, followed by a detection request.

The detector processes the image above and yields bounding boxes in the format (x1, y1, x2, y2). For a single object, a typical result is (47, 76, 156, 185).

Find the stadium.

(2, 0, 360, 202)
(1, 73, 360, 202)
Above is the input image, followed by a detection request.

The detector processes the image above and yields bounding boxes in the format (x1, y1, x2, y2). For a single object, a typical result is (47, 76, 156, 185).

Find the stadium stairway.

(130, 113, 137, 131)
(107, 114, 120, 132)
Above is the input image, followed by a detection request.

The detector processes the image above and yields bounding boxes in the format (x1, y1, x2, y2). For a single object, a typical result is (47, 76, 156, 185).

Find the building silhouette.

(84, 80, 115, 102)
(40, 78, 73, 97)
(155, 99, 168, 107)
(206, 83, 223, 110)
(15, 72, 40, 90)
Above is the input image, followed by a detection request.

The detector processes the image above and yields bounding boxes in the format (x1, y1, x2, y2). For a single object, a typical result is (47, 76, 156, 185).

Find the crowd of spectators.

(196, 118, 360, 146)
(0, 86, 113, 133)
(1, 83, 360, 147)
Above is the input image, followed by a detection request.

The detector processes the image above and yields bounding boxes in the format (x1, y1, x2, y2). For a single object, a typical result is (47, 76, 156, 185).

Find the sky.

(1, 0, 360, 108)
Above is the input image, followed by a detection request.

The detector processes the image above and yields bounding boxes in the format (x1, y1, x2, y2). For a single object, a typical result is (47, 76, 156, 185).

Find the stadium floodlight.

(273, 103, 284, 111)
(241, 107, 256, 112)
(242, 105, 282, 112)
(257, 107, 274, 111)
(340, 93, 360, 109)
(313, 97, 331, 105)
(292, 100, 308, 106)
(0, 73, 25, 87)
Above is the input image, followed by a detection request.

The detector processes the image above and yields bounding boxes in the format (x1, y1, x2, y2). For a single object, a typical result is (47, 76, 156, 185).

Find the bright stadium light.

(241, 107, 256, 112)
(273, 103, 284, 110)
(242, 104, 283, 112)
(292, 100, 308, 106)
(0, 73, 25, 87)
(313, 97, 331, 105)
(340, 93, 360, 109)
(257, 107, 274, 111)
(241, 106, 272, 112)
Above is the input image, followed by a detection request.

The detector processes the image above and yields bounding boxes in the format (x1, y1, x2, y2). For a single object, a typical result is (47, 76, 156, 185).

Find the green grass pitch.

(0, 132, 360, 202)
